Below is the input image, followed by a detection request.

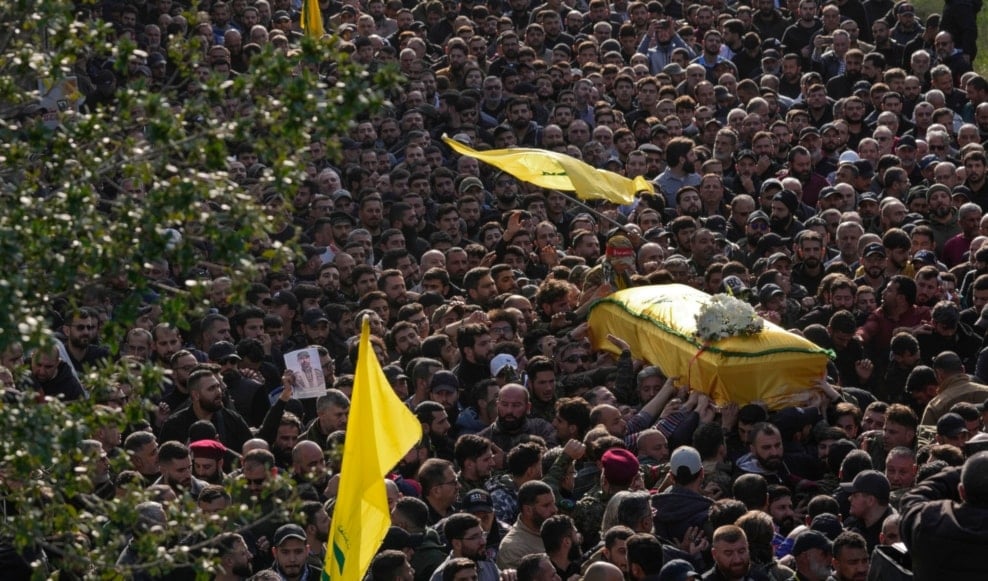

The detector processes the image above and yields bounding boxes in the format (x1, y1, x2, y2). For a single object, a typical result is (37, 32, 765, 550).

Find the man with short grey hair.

(300, 389, 350, 450)
(943, 202, 983, 266)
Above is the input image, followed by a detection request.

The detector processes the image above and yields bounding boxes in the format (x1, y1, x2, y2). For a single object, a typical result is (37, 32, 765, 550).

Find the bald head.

(242, 438, 270, 455)
(584, 561, 624, 581)
(499, 382, 529, 402)
(292, 440, 325, 476)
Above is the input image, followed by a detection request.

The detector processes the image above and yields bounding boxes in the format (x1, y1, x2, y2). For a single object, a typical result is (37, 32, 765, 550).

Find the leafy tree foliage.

(0, 0, 395, 576)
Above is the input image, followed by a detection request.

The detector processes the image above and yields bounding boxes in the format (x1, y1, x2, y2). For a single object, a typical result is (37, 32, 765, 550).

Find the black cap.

(755, 233, 789, 256)
(953, 185, 973, 200)
(302, 308, 329, 327)
(839, 470, 890, 504)
(758, 283, 785, 305)
(767, 251, 792, 266)
(896, 135, 917, 149)
(919, 155, 940, 171)
(792, 530, 833, 556)
(853, 80, 872, 92)
(418, 291, 445, 308)
(747, 209, 770, 224)
(809, 513, 843, 540)
(329, 211, 356, 225)
(272, 524, 307, 546)
(937, 412, 969, 437)
(913, 249, 937, 266)
(862, 242, 886, 258)
(858, 192, 879, 205)
(462, 489, 494, 512)
(761, 178, 784, 194)
(383, 364, 407, 384)
(703, 215, 727, 234)
(271, 291, 298, 309)
(799, 127, 820, 140)
(735, 149, 757, 163)
(429, 370, 459, 393)
(208, 341, 240, 363)
(853, 160, 874, 178)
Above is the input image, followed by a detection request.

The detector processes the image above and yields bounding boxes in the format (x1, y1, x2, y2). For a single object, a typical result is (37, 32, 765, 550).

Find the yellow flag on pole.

(301, 0, 325, 38)
(443, 135, 654, 205)
(323, 318, 422, 581)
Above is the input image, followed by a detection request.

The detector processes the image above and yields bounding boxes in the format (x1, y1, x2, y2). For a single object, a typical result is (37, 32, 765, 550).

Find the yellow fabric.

(324, 319, 421, 581)
(442, 135, 654, 205)
(588, 284, 832, 410)
(302, 0, 324, 37)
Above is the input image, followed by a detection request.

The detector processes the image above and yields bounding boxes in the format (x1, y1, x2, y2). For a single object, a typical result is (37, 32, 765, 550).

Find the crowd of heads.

(4, 0, 988, 578)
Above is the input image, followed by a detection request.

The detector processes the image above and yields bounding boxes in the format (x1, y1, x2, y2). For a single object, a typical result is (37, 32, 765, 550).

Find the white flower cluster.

(695, 293, 765, 342)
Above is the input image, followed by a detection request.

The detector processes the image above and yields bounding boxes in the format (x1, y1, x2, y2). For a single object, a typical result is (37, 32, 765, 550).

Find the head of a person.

(710, 525, 750, 579)
(626, 533, 665, 581)
(831, 531, 869, 581)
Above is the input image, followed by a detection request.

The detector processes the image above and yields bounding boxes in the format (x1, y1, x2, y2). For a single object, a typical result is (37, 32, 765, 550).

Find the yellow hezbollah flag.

(443, 135, 654, 205)
(588, 285, 832, 410)
(323, 318, 421, 581)
(301, 0, 325, 37)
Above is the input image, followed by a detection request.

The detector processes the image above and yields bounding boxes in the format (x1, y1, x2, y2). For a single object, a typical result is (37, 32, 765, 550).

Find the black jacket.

(652, 486, 713, 543)
(901, 465, 988, 580)
(159, 405, 252, 451)
(32, 362, 85, 401)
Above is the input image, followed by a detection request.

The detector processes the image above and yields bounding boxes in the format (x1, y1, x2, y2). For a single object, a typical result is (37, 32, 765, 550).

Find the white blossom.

(695, 293, 765, 342)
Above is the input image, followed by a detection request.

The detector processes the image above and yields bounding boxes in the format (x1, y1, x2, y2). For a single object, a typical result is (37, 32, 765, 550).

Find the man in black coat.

(30, 347, 85, 401)
(901, 451, 988, 579)
(160, 367, 252, 452)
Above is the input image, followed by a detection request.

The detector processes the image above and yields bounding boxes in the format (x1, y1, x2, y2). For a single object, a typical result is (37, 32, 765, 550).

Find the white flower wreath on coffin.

(694, 293, 765, 342)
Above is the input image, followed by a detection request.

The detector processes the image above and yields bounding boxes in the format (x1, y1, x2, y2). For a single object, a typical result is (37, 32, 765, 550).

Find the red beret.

(189, 439, 227, 461)
(601, 448, 640, 487)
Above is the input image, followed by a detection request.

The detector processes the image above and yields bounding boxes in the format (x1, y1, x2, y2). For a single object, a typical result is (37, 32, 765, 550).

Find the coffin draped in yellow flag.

(301, 0, 325, 38)
(443, 135, 654, 205)
(323, 318, 421, 581)
(588, 284, 833, 410)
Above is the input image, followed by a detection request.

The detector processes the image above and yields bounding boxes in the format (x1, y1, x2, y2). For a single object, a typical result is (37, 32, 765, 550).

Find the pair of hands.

(660, 386, 713, 421)
(677, 525, 710, 555)
(503, 211, 558, 267)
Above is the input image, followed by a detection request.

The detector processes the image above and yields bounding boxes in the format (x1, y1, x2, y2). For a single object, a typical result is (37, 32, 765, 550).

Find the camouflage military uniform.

(572, 485, 614, 551)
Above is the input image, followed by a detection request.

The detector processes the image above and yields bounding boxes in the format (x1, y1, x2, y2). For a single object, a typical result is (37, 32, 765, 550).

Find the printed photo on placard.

(284, 347, 327, 399)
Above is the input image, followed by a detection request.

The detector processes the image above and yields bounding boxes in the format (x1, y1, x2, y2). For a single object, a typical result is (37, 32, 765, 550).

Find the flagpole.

(561, 190, 637, 231)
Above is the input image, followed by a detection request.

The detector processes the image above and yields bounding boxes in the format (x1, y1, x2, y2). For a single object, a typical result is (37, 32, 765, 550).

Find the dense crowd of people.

(5, 0, 988, 578)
